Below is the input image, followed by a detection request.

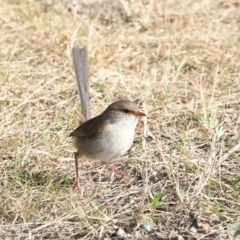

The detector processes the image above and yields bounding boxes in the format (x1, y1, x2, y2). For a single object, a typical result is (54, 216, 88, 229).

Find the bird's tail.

(72, 46, 90, 122)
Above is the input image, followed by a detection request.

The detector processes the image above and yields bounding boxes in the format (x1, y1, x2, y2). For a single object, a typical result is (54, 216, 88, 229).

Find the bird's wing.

(69, 116, 111, 138)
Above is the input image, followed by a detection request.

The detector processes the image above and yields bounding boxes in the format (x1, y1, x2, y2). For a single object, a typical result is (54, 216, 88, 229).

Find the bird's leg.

(102, 161, 132, 183)
(73, 152, 81, 190)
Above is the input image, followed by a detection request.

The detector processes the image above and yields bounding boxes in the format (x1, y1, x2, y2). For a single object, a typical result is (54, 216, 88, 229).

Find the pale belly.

(75, 118, 137, 161)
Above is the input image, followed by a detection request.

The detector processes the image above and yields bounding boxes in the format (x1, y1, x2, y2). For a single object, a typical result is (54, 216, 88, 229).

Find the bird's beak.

(135, 111, 147, 117)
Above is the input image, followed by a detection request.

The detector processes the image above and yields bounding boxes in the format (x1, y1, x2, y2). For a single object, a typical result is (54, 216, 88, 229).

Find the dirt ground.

(1, 0, 240, 239)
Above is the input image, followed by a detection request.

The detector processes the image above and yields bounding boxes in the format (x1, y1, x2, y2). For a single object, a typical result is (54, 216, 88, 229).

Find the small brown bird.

(70, 46, 146, 190)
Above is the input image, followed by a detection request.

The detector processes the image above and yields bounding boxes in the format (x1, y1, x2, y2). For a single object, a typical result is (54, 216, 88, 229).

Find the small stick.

(219, 141, 240, 162)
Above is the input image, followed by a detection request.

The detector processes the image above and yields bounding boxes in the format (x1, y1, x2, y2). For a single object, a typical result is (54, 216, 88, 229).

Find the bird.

(70, 46, 146, 190)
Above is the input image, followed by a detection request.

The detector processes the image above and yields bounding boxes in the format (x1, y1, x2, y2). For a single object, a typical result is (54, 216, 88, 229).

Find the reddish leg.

(102, 161, 132, 183)
(73, 152, 81, 190)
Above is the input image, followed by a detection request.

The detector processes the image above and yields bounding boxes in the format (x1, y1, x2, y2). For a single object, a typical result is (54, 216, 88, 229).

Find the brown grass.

(1, 0, 240, 239)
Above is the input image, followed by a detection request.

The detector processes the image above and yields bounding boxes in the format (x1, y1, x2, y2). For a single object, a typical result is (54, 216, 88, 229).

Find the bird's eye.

(123, 109, 129, 113)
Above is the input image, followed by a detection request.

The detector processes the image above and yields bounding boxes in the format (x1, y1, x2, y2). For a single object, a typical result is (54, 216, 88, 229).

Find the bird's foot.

(102, 161, 135, 184)
(72, 179, 81, 191)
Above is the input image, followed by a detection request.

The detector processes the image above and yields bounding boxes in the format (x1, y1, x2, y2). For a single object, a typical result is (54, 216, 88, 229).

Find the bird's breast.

(75, 116, 138, 161)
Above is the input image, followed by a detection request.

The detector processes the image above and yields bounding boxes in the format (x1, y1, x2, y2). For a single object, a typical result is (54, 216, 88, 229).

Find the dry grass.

(1, 0, 240, 239)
